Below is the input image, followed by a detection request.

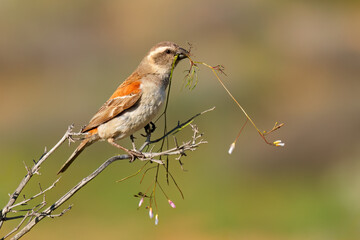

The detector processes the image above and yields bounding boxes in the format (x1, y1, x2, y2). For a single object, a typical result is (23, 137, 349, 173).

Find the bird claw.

(142, 122, 156, 137)
(127, 149, 143, 163)
(129, 153, 136, 162)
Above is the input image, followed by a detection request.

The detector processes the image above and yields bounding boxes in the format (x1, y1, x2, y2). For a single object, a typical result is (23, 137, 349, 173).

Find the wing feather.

(82, 93, 141, 133)
(81, 76, 142, 133)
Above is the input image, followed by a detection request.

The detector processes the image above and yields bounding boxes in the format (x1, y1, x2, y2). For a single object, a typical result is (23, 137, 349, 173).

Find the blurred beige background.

(1, 0, 360, 239)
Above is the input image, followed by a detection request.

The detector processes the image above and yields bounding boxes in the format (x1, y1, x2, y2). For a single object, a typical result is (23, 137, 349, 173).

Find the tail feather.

(57, 138, 93, 174)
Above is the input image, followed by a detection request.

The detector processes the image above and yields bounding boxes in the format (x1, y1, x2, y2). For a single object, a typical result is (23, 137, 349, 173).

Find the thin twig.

(150, 107, 215, 144)
(3, 107, 212, 239)
(9, 179, 60, 210)
(10, 154, 131, 240)
(0, 126, 73, 229)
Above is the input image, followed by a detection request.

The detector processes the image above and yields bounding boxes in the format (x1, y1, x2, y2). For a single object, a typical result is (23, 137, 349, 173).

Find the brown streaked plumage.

(81, 89, 142, 133)
(57, 41, 188, 174)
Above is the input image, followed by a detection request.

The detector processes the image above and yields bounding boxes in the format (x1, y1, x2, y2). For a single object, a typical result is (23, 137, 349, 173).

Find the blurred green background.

(1, 0, 360, 239)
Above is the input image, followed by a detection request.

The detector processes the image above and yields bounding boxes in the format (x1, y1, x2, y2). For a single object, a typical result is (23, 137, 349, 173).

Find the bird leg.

(107, 138, 142, 162)
(130, 134, 137, 151)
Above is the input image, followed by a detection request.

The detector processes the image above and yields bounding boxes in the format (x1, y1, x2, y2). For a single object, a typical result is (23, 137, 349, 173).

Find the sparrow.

(58, 41, 189, 174)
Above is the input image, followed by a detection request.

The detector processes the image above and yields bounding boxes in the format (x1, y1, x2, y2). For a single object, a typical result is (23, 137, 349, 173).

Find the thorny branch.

(0, 108, 213, 240)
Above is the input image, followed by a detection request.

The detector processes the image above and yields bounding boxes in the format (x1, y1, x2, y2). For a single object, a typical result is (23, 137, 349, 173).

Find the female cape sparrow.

(58, 41, 189, 174)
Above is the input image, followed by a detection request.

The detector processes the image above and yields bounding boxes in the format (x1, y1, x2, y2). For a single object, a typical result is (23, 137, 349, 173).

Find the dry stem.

(0, 108, 213, 240)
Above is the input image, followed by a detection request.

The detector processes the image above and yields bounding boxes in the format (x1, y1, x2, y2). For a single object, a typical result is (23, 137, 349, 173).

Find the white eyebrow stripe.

(148, 46, 170, 58)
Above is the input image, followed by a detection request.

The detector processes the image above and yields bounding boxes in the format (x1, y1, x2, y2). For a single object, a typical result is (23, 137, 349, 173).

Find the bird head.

(140, 41, 189, 77)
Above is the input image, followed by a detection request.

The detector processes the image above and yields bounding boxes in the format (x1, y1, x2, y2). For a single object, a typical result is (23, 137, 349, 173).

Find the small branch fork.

(1, 126, 74, 227)
(133, 124, 206, 164)
(0, 108, 213, 240)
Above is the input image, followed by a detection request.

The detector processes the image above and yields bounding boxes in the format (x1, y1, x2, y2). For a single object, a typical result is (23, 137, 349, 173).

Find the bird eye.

(165, 49, 171, 54)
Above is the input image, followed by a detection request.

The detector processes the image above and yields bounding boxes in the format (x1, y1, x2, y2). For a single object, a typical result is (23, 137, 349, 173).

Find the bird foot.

(142, 122, 156, 137)
(107, 138, 143, 162)
(126, 149, 143, 162)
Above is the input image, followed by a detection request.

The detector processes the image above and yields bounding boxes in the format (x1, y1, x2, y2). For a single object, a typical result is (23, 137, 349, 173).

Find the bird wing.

(82, 74, 142, 133)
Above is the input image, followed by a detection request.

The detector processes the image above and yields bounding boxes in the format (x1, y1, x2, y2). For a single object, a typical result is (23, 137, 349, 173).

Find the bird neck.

(136, 61, 171, 89)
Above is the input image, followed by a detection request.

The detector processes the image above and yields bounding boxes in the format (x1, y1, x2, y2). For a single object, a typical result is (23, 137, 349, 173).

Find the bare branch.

(2, 213, 30, 239)
(0, 125, 74, 229)
(10, 154, 131, 240)
(47, 205, 72, 218)
(8, 178, 60, 211)
(1, 108, 213, 239)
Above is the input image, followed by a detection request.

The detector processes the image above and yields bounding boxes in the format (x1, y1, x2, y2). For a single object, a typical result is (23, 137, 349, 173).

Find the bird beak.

(176, 47, 189, 60)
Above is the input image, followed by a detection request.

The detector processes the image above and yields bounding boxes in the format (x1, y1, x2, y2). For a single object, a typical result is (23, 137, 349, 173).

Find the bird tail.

(57, 138, 93, 174)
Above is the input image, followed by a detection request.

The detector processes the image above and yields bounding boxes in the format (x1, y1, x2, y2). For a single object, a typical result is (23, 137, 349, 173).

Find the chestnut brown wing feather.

(81, 92, 142, 133)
